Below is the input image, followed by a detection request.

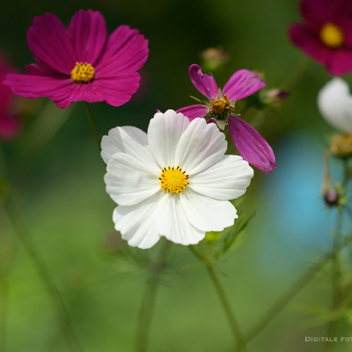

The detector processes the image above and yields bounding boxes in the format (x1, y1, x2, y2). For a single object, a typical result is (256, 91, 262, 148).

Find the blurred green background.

(1, 0, 351, 351)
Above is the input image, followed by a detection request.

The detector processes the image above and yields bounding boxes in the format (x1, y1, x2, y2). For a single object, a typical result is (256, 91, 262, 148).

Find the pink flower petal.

(4, 73, 74, 101)
(289, 24, 331, 66)
(327, 48, 352, 75)
(188, 64, 218, 99)
(90, 72, 141, 107)
(27, 13, 76, 75)
(176, 105, 209, 121)
(68, 10, 107, 65)
(228, 115, 276, 174)
(222, 69, 265, 101)
(95, 25, 148, 76)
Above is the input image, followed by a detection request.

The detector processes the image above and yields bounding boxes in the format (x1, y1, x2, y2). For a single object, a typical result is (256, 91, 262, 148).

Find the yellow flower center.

(71, 62, 95, 82)
(159, 166, 190, 194)
(320, 23, 344, 48)
(210, 94, 235, 118)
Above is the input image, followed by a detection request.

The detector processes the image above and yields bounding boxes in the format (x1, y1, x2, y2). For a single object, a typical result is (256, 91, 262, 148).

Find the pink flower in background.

(0, 53, 21, 140)
(178, 64, 276, 174)
(4, 10, 149, 109)
(289, 0, 352, 75)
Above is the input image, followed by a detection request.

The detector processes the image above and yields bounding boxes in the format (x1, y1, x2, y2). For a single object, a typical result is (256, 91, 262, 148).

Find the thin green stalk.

(280, 56, 311, 92)
(2, 199, 84, 352)
(84, 102, 101, 150)
(324, 159, 349, 352)
(135, 241, 173, 352)
(240, 236, 352, 350)
(189, 246, 248, 352)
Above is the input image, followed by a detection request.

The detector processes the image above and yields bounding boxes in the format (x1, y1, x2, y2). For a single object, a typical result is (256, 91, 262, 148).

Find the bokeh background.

(1, 0, 352, 351)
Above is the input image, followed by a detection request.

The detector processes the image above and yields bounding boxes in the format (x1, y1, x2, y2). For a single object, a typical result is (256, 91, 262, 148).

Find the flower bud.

(324, 188, 339, 206)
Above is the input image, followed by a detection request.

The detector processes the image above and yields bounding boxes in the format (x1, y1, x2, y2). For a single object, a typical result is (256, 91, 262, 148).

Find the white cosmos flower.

(101, 110, 254, 249)
(318, 77, 352, 134)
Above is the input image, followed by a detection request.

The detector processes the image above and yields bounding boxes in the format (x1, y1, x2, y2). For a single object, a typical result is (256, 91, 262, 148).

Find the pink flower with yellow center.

(289, 0, 352, 75)
(4, 10, 149, 108)
(177, 64, 276, 174)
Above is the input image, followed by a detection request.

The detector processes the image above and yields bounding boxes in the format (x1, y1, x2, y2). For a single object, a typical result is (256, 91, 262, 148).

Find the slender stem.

(279, 56, 311, 92)
(2, 199, 84, 352)
(241, 236, 352, 350)
(189, 246, 248, 352)
(84, 102, 101, 150)
(135, 241, 173, 352)
(206, 265, 248, 352)
(324, 159, 349, 352)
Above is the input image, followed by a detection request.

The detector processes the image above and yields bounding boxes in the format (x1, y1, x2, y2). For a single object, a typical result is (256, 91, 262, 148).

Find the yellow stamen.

(320, 23, 344, 48)
(210, 94, 235, 118)
(71, 62, 95, 83)
(159, 166, 190, 194)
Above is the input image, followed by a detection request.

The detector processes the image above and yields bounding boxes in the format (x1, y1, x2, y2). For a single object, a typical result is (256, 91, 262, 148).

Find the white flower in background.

(318, 77, 352, 134)
(101, 110, 254, 249)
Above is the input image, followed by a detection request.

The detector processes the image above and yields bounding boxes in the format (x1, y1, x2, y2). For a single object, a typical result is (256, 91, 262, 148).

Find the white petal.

(113, 192, 162, 249)
(189, 155, 254, 200)
(153, 193, 205, 245)
(105, 153, 160, 206)
(101, 126, 159, 173)
(180, 189, 237, 232)
(148, 110, 190, 168)
(318, 77, 352, 134)
(175, 118, 227, 175)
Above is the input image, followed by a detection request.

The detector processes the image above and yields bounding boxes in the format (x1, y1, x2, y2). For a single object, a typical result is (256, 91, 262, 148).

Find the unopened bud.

(324, 188, 339, 206)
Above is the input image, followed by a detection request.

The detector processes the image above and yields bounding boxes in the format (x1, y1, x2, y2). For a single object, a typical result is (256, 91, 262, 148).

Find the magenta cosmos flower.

(4, 10, 149, 108)
(177, 64, 276, 174)
(0, 52, 21, 140)
(289, 0, 352, 75)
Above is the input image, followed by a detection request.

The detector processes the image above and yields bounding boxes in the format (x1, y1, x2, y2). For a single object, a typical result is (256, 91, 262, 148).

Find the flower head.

(177, 64, 276, 174)
(289, 0, 352, 75)
(101, 110, 254, 249)
(4, 10, 149, 109)
(0, 52, 21, 140)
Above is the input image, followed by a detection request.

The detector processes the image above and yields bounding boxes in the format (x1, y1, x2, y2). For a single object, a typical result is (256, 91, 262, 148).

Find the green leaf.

(214, 207, 256, 260)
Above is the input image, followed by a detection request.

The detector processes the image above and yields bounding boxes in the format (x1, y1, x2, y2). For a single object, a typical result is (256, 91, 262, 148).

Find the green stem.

(324, 159, 349, 352)
(2, 199, 84, 352)
(189, 246, 248, 352)
(240, 236, 352, 350)
(135, 241, 173, 352)
(84, 102, 101, 150)
(279, 56, 311, 92)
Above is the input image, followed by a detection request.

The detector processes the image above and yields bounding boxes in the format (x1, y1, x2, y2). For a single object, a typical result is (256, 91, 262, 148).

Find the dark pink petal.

(89, 72, 141, 107)
(27, 13, 76, 75)
(222, 69, 265, 101)
(188, 64, 218, 99)
(4, 73, 74, 101)
(327, 49, 352, 75)
(289, 24, 330, 65)
(207, 118, 218, 125)
(0, 113, 21, 140)
(176, 105, 209, 121)
(228, 115, 276, 174)
(95, 25, 148, 76)
(68, 10, 107, 65)
(300, 0, 352, 31)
